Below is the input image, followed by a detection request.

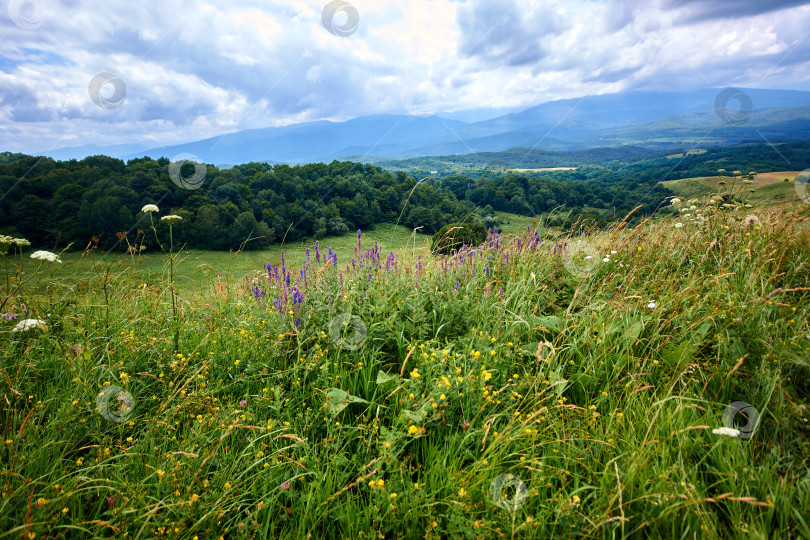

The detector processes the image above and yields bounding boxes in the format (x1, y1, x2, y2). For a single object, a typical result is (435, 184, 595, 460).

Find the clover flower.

(30, 250, 62, 263)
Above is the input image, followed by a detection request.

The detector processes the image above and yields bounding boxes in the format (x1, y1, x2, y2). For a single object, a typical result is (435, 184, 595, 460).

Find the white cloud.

(0, 0, 808, 153)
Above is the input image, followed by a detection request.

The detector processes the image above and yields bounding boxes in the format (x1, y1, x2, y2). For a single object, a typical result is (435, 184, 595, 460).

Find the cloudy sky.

(1, 0, 809, 154)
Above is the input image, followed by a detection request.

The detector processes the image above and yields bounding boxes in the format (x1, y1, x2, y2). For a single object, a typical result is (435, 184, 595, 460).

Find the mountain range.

(36, 88, 810, 166)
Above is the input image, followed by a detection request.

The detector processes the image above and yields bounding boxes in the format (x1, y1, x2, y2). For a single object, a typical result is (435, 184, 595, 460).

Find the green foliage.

(1, 201, 809, 538)
(430, 221, 487, 255)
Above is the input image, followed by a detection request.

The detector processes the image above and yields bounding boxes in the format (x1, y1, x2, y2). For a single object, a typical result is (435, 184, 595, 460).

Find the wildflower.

(106, 495, 116, 506)
(13, 238, 30, 247)
(377, 479, 384, 488)
(647, 300, 656, 309)
(409, 368, 420, 379)
(674, 222, 683, 228)
(30, 250, 62, 263)
(572, 494, 581, 505)
(280, 482, 290, 490)
(712, 427, 741, 437)
(744, 215, 760, 230)
(458, 488, 467, 497)
(602, 257, 610, 262)
(224, 482, 231, 490)
(141, 204, 159, 213)
(670, 197, 682, 206)
(408, 425, 419, 435)
(161, 215, 183, 225)
(12, 319, 47, 332)
(239, 400, 247, 408)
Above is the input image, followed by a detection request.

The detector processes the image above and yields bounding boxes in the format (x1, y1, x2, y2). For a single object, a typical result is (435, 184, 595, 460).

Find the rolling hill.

(34, 88, 810, 165)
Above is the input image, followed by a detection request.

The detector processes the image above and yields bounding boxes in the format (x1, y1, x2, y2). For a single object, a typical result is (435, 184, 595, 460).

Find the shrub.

(430, 221, 487, 255)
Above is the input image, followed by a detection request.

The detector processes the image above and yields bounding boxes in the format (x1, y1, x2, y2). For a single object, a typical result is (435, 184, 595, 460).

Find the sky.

(1, 0, 809, 154)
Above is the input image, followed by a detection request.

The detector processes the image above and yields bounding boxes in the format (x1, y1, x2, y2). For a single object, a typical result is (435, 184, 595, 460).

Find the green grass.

(662, 172, 803, 205)
(1, 203, 809, 539)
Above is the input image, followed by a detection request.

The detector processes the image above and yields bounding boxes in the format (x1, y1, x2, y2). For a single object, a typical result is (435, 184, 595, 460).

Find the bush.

(430, 221, 487, 255)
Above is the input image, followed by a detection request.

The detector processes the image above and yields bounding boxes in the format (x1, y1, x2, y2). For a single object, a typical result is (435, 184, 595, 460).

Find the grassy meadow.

(661, 171, 803, 205)
(1, 200, 809, 539)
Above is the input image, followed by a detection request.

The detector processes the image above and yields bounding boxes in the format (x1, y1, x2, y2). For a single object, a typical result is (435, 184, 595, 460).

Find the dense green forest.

(1, 141, 807, 251)
(0, 152, 671, 251)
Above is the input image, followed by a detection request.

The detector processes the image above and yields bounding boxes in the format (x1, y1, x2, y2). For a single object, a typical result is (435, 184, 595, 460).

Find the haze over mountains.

(38, 88, 810, 166)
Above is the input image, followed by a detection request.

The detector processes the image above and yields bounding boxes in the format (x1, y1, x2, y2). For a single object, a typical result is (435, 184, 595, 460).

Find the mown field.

(1, 201, 809, 539)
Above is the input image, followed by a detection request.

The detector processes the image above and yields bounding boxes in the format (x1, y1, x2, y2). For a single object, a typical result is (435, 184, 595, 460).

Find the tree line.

(0, 152, 678, 251)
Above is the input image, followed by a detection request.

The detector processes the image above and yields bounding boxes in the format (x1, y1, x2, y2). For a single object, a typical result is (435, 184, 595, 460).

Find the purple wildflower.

(239, 399, 247, 408)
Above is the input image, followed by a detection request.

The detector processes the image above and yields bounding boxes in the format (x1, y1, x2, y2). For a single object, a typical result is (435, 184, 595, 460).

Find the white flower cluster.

(712, 427, 741, 437)
(12, 319, 47, 332)
(30, 250, 63, 263)
(161, 215, 183, 225)
(141, 204, 159, 213)
(0, 235, 31, 255)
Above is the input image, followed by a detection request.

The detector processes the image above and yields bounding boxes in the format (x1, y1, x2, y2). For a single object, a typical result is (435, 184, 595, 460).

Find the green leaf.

(324, 388, 368, 415)
(548, 369, 569, 397)
(376, 370, 398, 385)
(529, 315, 564, 334)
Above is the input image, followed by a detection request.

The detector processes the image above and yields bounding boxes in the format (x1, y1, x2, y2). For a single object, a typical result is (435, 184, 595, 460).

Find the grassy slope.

(1, 202, 809, 539)
(661, 171, 803, 204)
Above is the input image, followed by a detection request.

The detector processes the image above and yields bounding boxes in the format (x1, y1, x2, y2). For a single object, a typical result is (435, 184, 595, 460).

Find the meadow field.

(1, 201, 809, 539)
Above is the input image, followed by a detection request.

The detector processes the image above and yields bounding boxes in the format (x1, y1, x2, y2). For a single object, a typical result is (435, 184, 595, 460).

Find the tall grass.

(1, 203, 808, 539)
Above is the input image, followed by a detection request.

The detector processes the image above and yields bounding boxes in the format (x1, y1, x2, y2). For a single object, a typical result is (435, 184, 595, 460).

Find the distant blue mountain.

(35, 88, 810, 164)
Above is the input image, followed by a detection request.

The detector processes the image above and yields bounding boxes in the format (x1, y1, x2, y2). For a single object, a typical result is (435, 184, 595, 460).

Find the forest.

(3, 141, 806, 251)
(0, 152, 676, 251)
